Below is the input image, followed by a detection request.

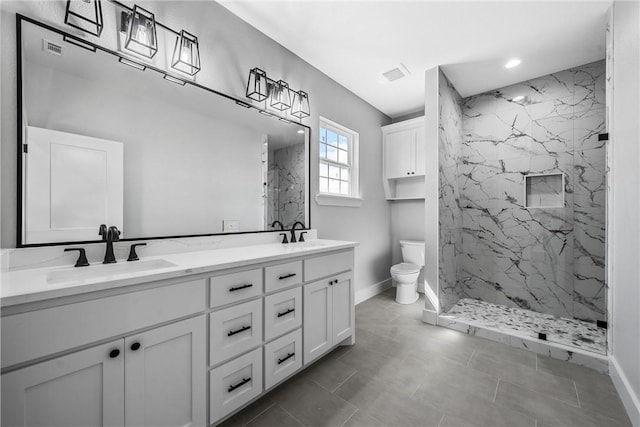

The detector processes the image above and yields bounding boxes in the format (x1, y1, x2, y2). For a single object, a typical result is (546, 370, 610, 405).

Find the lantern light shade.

(64, 0, 103, 37)
(124, 5, 158, 59)
(171, 30, 201, 76)
(270, 80, 292, 111)
(246, 68, 268, 102)
(291, 90, 310, 119)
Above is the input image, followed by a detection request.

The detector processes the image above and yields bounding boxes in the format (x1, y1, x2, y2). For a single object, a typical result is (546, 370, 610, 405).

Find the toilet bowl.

(390, 240, 425, 304)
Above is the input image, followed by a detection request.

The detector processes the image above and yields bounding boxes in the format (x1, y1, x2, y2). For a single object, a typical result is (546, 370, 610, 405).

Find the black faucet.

(99, 225, 121, 264)
(289, 221, 305, 243)
(271, 220, 284, 230)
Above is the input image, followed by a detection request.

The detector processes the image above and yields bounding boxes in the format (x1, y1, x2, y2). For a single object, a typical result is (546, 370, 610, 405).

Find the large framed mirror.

(17, 15, 310, 247)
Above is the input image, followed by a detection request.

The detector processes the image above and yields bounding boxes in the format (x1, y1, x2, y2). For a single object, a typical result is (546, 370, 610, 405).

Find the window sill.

(315, 193, 363, 207)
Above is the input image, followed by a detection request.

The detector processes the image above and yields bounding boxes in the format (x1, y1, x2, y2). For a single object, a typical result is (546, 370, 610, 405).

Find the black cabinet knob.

(130, 342, 141, 351)
(109, 349, 120, 358)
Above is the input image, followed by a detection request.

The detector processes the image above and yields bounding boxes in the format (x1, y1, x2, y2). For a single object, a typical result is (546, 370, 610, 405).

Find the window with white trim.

(318, 117, 359, 202)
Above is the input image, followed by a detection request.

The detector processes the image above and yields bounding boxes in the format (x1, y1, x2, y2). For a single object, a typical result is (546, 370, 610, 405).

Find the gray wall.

(609, 0, 640, 423)
(1, 1, 392, 293)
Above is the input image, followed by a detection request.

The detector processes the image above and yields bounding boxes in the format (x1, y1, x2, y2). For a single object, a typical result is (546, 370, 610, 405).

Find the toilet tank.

(400, 240, 425, 266)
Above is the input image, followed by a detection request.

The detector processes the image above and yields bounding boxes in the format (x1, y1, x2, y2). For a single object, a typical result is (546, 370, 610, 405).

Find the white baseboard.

(422, 309, 437, 325)
(355, 278, 392, 305)
(610, 356, 640, 426)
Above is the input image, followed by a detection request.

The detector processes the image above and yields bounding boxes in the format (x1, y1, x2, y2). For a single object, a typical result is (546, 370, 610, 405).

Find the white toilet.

(390, 240, 425, 304)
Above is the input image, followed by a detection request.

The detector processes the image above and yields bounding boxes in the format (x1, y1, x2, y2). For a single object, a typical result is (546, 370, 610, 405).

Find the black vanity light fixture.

(64, 0, 104, 37)
(291, 90, 310, 119)
(270, 80, 292, 111)
(124, 5, 158, 59)
(245, 68, 310, 119)
(246, 68, 269, 102)
(171, 30, 201, 76)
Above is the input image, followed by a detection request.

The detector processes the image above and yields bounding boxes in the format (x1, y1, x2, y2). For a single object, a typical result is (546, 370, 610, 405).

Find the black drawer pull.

(227, 325, 251, 336)
(229, 283, 253, 292)
(228, 377, 251, 392)
(278, 273, 296, 280)
(277, 308, 295, 318)
(277, 352, 295, 365)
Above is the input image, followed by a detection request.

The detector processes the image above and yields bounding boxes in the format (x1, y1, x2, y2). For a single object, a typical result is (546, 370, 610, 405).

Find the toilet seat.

(390, 262, 421, 274)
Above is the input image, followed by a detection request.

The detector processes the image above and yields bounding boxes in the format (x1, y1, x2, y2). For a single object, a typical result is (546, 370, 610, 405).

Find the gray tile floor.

(220, 288, 631, 427)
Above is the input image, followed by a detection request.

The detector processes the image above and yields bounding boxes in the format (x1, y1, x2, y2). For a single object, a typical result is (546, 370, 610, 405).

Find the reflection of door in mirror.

(24, 126, 124, 244)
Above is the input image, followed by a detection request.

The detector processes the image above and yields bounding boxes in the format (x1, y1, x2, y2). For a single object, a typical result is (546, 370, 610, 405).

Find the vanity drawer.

(264, 329, 302, 390)
(264, 261, 302, 293)
(209, 347, 263, 425)
(210, 299, 263, 366)
(210, 268, 263, 308)
(264, 287, 302, 341)
(304, 250, 353, 282)
(1, 279, 205, 369)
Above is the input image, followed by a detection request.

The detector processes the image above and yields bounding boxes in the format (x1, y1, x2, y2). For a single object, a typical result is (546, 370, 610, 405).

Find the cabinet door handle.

(277, 352, 295, 365)
(228, 377, 251, 392)
(278, 273, 296, 280)
(130, 342, 141, 351)
(229, 283, 253, 292)
(277, 308, 295, 318)
(109, 349, 120, 358)
(227, 325, 251, 336)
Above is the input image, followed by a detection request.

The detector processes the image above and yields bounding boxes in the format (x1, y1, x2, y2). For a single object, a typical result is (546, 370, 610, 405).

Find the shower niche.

(524, 173, 565, 208)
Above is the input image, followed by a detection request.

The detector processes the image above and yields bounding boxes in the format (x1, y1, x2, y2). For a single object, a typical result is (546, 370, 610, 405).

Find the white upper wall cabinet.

(381, 117, 426, 200)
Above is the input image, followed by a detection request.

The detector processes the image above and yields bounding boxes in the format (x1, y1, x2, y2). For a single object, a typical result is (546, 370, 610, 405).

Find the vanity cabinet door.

(332, 272, 354, 344)
(303, 271, 354, 365)
(124, 316, 206, 427)
(1, 340, 124, 427)
(303, 279, 332, 364)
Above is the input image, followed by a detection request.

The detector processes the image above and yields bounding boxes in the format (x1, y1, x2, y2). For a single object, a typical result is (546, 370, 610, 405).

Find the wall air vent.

(43, 39, 63, 56)
(382, 63, 410, 82)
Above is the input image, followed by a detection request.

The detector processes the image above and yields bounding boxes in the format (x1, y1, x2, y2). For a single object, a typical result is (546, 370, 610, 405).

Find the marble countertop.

(0, 239, 357, 308)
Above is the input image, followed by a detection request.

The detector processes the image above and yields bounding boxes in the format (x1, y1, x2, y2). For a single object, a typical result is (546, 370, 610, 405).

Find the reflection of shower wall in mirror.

(269, 143, 305, 228)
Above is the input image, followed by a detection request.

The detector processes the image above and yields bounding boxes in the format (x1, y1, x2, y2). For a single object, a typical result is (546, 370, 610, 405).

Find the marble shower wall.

(268, 142, 306, 228)
(454, 60, 606, 322)
(438, 70, 465, 312)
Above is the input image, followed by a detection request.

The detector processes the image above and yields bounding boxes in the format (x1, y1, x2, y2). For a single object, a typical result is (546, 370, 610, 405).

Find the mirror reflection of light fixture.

(291, 90, 310, 119)
(171, 30, 201, 76)
(64, 0, 103, 37)
(246, 68, 268, 102)
(163, 74, 186, 86)
(125, 5, 158, 59)
(119, 57, 146, 71)
(270, 80, 292, 111)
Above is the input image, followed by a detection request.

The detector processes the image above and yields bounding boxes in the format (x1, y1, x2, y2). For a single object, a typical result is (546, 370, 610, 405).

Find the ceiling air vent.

(43, 39, 63, 56)
(382, 64, 410, 82)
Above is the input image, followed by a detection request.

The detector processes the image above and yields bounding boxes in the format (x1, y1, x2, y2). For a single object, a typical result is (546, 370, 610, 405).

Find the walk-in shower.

(436, 60, 608, 360)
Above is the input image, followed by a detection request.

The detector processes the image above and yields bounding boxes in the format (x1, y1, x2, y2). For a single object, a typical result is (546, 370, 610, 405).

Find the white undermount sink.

(46, 259, 177, 284)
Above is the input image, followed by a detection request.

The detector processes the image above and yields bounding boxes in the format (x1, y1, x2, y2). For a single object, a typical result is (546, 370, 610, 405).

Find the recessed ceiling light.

(297, 129, 304, 134)
(505, 58, 521, 69)
(512, 95, 525, 102)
